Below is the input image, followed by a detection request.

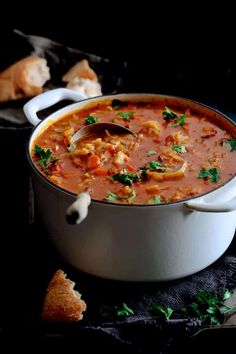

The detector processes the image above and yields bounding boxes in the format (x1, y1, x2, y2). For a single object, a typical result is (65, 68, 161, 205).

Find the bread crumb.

(42, 269, 87, 322)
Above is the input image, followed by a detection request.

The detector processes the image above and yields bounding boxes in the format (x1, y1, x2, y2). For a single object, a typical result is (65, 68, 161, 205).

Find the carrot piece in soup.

(93, 168, 109, 176)
(87, 155, 101, 169)
(126, 164, 136, 173)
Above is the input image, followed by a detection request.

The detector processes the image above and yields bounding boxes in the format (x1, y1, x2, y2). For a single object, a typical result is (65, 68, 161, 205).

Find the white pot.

(24, 89, 236, 281)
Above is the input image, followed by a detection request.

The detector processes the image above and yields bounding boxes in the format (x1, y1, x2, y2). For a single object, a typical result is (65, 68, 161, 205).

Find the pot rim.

(26, 92, 236, 208)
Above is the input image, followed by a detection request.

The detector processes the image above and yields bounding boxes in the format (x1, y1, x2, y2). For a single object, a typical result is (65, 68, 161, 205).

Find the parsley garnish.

(105, 192, 118, 201)
(149, 288, 235, 325)
(172, 114, 186, 127)
(105, 190, 136, 201)
(140, 167, 148, 180)
(162, 106, 178, 120)
(34, 145, 59, 174)
(118, 112, 134, 120)
(149, 161, 166, 171)
(112, 172, 141, 185)
(117, 303, 134, 317)
(162, 107, 186, 126)
(171, 145, 187, 153)
(150, 195, 161, 204)
(180, 289, 235, 325)
(147, 150, 157, 156)
(99, 288, 235, 325)
(111, 99, 128, 110)
(227, 139, 236, 151)
(99, 303, 134, 319)
(85, 115, 99, 124)
(150, 304, 174, 320)
(198, 168, 220, 183)
(221, 288, 232, 300)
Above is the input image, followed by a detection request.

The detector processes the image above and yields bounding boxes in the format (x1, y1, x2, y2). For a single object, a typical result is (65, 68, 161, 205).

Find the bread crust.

(0, 55, 50, 103)
(62, 59, 98, 82)
(0, 78, 17, 102)
(42, 269, 87, 322)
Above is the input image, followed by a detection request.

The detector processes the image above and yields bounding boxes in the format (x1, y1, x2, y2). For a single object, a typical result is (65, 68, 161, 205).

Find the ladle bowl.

(71, 122, 134, 144)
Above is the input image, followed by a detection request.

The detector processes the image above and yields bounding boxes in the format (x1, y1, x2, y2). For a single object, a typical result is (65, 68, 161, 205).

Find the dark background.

(1, 11, 236, 353)
(1, 7, 236, 112)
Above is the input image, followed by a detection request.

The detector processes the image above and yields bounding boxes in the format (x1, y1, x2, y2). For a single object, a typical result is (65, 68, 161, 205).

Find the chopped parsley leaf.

(34, 145, 59, 174)
(162, 106, 178, 120)
(171, 145, 187, 153)
(112, 172, 141, 185)
(147, 150, 157, 156)
(198, 168, 220, 183)
(106, 190, 136, 201)
(151, 195, 161, 204)
(117, 303, 134, 317)
(227, 139, 236, 151)
(140, 167, 148, 180)
(105, 192, 118, 201)
(180, 288, 235, 325)
(149, 161, 166, 171)
(99, 303, 134, 319)
(85, 115, 99, 124)
(118, 112, 134, 120)
(172, 114, 186, 127)
(150, 304, 174, 320)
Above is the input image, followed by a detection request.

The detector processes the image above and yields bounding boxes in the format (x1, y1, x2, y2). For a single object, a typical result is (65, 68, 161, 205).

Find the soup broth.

(32, 99, 236, 205)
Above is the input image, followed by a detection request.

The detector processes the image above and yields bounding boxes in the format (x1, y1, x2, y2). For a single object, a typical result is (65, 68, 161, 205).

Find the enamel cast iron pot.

(24, 89, 236, 281)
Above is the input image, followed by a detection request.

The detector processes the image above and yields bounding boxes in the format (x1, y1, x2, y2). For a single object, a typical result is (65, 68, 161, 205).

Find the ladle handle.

(23, 88, 87, 126)
(66, 192, 91, 225)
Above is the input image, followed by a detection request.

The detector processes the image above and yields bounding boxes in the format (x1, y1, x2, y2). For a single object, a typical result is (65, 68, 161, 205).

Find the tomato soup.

(31, 99, 236, 204)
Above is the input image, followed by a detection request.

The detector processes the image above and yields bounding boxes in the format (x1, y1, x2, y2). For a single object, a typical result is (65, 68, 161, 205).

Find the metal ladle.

(67, 122, 134, 225)
(71, 122, 134, 145)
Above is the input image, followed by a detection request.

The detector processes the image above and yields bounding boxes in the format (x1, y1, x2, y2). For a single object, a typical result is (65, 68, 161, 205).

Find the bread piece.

(67, 78, 102, 97)
(0, 55, 50, 103)
(0, 78, 16, 103)
(62, 59, 98, 82)
(42, 269, 87, 322)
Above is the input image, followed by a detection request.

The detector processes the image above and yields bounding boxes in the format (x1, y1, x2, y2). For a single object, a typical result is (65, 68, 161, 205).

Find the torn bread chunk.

(0, 55, 50, 102)
(66, 78, 102, 97)
(0, 78, 16, 103)
(62, 59, 98, 82)
(42, 269, 87, 322)
(62, 59, 102, 97)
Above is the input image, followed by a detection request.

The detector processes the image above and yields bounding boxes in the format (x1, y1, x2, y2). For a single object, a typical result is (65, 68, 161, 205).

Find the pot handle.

(185, 197, 236, 212)
(185, 178, 236, 212)
(23, 88, 87, 126)
(66, 192, 91, 225)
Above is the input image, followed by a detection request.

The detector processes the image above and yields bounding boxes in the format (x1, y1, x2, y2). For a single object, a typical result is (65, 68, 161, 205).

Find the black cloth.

(31, 241, 236, 354)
